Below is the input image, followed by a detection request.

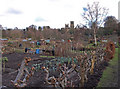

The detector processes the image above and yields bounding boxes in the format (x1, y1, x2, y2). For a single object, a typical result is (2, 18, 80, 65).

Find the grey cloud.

(47, 0, 60, 2)
(0, 14, 5, 17)
(6, 8, 22, 14)
(64, 5, 73, 8)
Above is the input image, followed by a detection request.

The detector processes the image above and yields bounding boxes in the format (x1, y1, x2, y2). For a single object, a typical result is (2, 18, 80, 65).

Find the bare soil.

(2, 53, 109, 88)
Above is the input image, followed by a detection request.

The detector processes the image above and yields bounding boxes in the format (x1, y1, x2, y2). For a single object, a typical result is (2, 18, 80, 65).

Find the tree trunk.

(93, 28, 97, 45)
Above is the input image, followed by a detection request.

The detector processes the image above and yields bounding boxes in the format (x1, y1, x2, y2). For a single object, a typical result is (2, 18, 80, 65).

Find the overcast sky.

(0, 0, 119, 29)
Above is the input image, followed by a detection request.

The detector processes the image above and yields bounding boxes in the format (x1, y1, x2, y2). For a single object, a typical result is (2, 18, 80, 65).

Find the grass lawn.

(97, 48, 119, 87)
(39, 55, 55, 58)
(88, 42, 101, 47)
(15, 48, 24, 53)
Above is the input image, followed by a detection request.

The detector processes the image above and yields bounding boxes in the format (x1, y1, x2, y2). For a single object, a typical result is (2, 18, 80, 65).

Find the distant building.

(65, 24, 69, 28)
(61, 28, 65, 30)
(22, 39, 27, 42)
(0, 38, 8, 41)
(65, 24, 70, 32)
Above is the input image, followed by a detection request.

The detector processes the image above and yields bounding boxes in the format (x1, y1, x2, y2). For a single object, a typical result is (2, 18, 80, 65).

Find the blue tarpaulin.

(45, 40, 50, 43)
(36, 49, 40, 54)
(83, 8, 88, 11)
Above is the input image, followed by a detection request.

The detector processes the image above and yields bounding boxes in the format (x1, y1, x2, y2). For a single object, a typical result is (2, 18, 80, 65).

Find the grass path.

(97, 48, 119, 87)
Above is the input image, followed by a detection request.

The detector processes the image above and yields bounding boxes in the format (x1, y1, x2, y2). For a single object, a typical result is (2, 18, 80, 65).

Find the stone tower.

(70, 21, 74, 28)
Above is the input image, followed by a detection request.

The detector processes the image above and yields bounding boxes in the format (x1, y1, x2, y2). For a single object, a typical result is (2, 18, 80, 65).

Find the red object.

(68, 40, 71, 42)
(59, 64, 61, 66)
(17, 63, 21, 67)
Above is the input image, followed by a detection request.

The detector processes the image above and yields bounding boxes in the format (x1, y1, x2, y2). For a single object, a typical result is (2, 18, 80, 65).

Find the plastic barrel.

(37, 42, 40, 45)
(25, 48, 28, 53)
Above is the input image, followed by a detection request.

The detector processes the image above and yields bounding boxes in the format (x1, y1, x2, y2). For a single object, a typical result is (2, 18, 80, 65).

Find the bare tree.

(82, 2, 108, 45)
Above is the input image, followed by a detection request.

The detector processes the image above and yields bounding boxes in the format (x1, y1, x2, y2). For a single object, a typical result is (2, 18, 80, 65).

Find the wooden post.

(11, 57, 34, 88)
(90, 56, 95, 75)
